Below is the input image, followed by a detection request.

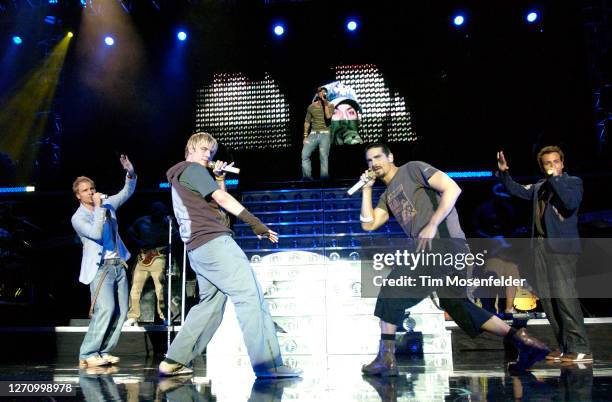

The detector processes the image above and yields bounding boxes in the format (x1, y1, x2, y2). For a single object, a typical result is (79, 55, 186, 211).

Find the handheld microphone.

(207, 161, 240, 174)
(347, 170, 375, 196)
(546, 169, 554, 176)
(99, 194, 108, 200)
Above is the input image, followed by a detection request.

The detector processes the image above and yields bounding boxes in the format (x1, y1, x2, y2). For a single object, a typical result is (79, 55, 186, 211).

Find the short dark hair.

(537, 145, 564, 170)
(365, 143, 391, 156)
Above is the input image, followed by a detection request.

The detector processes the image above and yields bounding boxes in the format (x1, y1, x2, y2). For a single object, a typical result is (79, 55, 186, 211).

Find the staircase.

(206, 185, 452, 389)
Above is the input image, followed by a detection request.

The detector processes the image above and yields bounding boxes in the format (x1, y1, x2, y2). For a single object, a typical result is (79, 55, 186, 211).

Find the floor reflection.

(0, 353, 609, 401)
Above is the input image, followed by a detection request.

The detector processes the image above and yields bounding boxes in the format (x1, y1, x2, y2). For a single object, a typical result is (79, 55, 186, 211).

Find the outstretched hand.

(258, 229, 279, 243)
(497, 151, 509, 172)
(119, 154, 135, 177)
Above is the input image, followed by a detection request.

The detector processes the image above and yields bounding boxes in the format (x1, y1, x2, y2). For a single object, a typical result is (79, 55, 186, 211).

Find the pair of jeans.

(166, 235, 282, 373)
(533, 240, 590, 353)
(127, 256, 166, 320)
(301, 130, 331, 179)
(79, 259, 129, 359)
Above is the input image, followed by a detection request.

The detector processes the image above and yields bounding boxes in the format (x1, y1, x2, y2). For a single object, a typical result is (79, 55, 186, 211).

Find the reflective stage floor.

(1, 350, 611, 402)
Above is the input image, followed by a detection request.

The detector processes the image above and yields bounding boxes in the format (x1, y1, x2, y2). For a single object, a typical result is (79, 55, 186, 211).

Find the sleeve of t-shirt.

(375, 190, 389, 213)
(179, 163, 219, 198)
(305, 106, 313, 124)
(405, 161, 439, 188)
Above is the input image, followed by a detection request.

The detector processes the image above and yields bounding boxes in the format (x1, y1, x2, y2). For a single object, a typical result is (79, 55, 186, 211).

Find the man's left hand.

(120, 154, 135, 177)
(257, 229, 279, 243)
(416, 223, 437, 252)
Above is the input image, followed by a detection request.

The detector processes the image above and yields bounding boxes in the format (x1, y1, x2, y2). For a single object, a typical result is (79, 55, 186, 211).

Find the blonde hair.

(72, 176, 94, 195)
(185, 132, 218, 159)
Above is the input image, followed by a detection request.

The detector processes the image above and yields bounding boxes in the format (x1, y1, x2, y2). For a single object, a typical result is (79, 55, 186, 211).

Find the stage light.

(67, 32, 74, 38)
(273, 24, 285, 36)
(526, 11, 539, 23)
(346, 20, 358, 32)
(80, 0, 87, 6)
(104, 36, 114, 46)
(453, 14, 465, 26)
(12, 36, 22, 45)
(177, 31, 187, 41)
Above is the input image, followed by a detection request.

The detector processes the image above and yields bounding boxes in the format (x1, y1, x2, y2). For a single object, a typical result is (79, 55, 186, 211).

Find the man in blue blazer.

(497, 146, 591, 363)
(71, 155, 137, 368)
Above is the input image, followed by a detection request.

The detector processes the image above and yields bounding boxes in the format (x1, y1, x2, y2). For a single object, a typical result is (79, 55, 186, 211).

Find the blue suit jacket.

(497, 171, 582, 254)
(72, 175, 137, 284)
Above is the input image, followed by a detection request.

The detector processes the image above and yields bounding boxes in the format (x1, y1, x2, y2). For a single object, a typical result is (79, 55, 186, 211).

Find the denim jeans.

(79, 259, 129, 360)
(301, 130, 331, 179)
(166, 235, 282, 372)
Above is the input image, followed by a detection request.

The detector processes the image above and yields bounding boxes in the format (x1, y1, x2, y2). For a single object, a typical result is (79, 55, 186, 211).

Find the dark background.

(0, 0, 610, 322)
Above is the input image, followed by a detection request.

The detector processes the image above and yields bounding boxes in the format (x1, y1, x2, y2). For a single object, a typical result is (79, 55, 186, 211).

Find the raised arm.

(496, 151, 535, 200)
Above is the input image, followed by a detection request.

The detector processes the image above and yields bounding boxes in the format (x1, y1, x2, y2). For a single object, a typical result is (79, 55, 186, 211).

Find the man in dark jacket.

(497, 146, 592, 363)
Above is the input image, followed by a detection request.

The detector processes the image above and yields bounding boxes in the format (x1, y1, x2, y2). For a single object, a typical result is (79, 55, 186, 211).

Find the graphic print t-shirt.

(376, 161, 465, 239)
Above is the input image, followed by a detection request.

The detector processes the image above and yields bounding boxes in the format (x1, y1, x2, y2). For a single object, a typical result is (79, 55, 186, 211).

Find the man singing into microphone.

(301, 86, 335, 180)
(359, 143, 549, 376)
(497, 146, 592, 363)
(71, 155, 136, 368)
(160, 132, 302, 378)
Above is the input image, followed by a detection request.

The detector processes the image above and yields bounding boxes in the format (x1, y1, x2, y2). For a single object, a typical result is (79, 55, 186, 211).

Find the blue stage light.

(273, 24, 285, 36)
(12, 36, 22, 45)
(0, 186, 35, 193)
(80, 0, 87, 6)
(453, 14, 465, 26)
(104, 36, 114, 46)
(526, 11, 539, 23)
(346, 20, 358, 32)
(177, 31, 187, 41)
(446, 170, 493, 179)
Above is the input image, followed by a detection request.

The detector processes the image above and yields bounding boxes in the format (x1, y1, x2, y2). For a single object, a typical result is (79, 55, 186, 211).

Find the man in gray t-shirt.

(358, 143, 549, 376)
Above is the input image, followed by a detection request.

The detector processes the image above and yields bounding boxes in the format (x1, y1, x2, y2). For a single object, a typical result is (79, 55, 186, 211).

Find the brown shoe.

(546, 350, 563, 361)
(511, 328, 550, 370)
(362, 340, 399, 377)
(79, 356, 110, 368)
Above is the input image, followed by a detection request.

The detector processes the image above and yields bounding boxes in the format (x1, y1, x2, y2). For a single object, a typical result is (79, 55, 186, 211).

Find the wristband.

(360, 214, 374, 223)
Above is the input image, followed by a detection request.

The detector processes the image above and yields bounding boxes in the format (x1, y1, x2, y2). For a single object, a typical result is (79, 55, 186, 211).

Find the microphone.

(99, 194, 108, 200)
(347, 170, 375, 196)
(546, 169, 554, 177)
(207, 161, 240, 174)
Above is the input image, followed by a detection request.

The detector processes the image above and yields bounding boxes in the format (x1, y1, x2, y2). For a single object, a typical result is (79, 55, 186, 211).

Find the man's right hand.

(93, 192, 105, 207)
(303, 136, 310, 145)
(497, 151, 509, 172)
(360, 169, 375, 189)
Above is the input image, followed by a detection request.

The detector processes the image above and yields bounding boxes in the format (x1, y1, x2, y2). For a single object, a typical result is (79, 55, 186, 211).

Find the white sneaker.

(256, 365, 302, 378)
(123, 318, 138, 327)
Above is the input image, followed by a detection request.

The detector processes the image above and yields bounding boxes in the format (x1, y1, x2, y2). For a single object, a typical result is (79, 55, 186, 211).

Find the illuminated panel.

(333, 64, 417, 143)
(195, 73, 291, 150)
